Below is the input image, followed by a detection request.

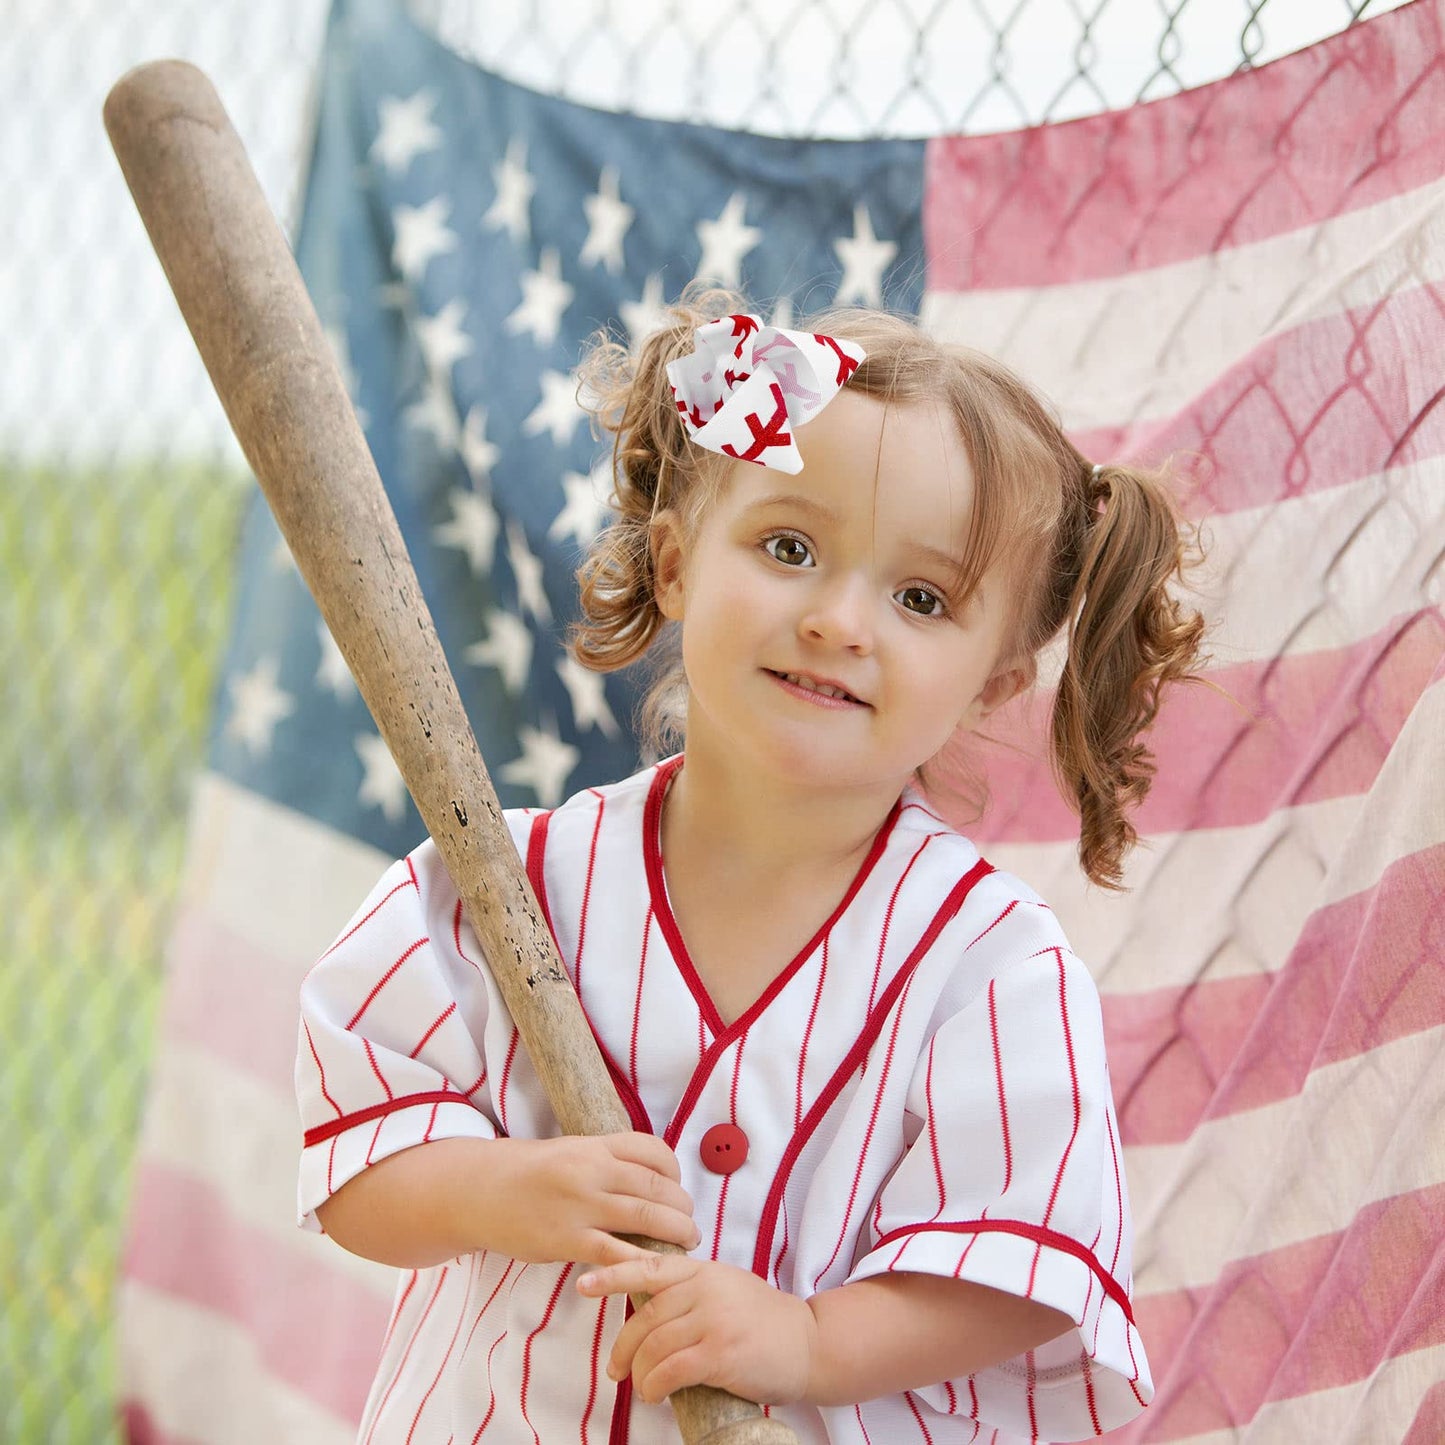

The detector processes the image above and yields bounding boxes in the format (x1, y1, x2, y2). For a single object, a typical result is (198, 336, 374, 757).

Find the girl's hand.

(487, 1133, 701, 1266)
(576, 1253, 819, 1407)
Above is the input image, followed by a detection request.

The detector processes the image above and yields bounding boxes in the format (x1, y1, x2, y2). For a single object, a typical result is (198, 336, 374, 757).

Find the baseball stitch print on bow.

(666, 313, 867, 473)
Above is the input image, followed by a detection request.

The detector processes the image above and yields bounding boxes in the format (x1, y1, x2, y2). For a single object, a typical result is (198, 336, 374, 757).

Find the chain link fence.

(0, 0, 1409, 1439)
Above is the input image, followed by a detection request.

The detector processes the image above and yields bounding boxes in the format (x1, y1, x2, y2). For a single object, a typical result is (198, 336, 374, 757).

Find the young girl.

(296, 292, 1205, 1444)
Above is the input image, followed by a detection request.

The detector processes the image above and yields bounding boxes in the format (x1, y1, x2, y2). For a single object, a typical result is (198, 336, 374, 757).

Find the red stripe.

(970, 608, 1445, 843)
(1104, 840, 1445, 1147)
(1128, 1183, 1445, 1441)
(316, 874, 419, 964)
(1040, 950, 1082, 1230)
(986, 980, 1012, 1193)
(751, 859, 995, 1277)
(573, 796, 607, 992)
(346, 936, 430, 1031)
(519, 1264, 575, 1445)
(524, 809, 556, 947)
(1405, 1381, 1445, 1445)
(365, 1267, 448, 1445)
(1069, 284, 1445, 517)
(873, 1218, 1135, 1326)
(123, 1161, 390, 1423)
(796, 933, 830, 1129)
(302, 1090, 485, 1148)
(924, 2, 1443, 287)
(868, 836, 936, 1013)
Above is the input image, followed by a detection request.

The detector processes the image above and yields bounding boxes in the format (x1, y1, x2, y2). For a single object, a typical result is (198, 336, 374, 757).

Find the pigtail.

(571, 288, 739, 673)
(1052, 463, 1207, 889)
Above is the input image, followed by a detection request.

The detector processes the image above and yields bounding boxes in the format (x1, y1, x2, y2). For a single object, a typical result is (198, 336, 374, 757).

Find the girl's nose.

(799, 573, 875, 654)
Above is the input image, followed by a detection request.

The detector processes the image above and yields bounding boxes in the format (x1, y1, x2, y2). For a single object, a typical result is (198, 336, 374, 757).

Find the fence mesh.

(0, 0, 1410, 1439)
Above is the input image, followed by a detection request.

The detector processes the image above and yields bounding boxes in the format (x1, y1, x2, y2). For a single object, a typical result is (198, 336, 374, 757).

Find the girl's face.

(652, 389, 1029, 800)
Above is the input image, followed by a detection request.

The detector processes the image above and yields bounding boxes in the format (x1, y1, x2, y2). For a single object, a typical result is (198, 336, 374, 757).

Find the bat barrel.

(104, 59, 797, 1444)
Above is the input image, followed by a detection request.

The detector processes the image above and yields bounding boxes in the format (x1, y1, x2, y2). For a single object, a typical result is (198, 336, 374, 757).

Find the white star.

(695, 192, 762, 288)
(463, 609, 533, 694)
(620, 272, 670, 346)
(506, 247, 575, 348)
(392, 196, 458, 283)
(505, 519, 551, 623)
(459, 405, 501, 485)
(833, 203, 897, 308)
(416, 298, 473, 379)
(270, 535, 297, 572)
(483, 137, 535, 243)
(524, 370, 586, 448)
(433, 488, 498, 574)
(500, 721, 580, 808)
(225, 656, 294, 756)
(580, 166, 634, 273)
(316, 621, 356, 700)
(549, 465, 612, 549)
(404, 372, 460, 451)
(557, 653, 619, 738)
(356, 732, 409, 823)
(371, 91, 442, 176)
(322, 324, 369, 429)
(768, 295, 795, 330)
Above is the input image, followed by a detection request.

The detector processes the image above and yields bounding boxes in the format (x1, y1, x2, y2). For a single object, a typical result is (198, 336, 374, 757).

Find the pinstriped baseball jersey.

(297, 758, 1152, 1443)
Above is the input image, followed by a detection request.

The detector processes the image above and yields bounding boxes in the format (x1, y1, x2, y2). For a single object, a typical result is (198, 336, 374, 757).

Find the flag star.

(549, 465, 612, 549)
(371, 90, 443, 176)
(580, 166, 634, 273)
(463, 609, 533, 694)
(270, 535, 298, 572)
(356, 732, 409, 823)
(405, 371, 460, 452)
(323, 325, 369, 430)
(460, 405, 501, 484)
(433, 487, 499, 574)
(695, 192, 762, 288)
(316, 621, 356, 700)
(500, 720, 580, 808)
(392, 196, 458, 283)
(833, 203, 897, 308)
(768, 295, 795, 330)
(483, 137, 535, 243)
(524, 369, 586, 448)
(505, 519, 552, 623)
(505, 247, 575, 347)
(557, 653, 619, 738)
(416, 298, 473, 380)
(225, 655, 294, 756)
(620, 272, 670, 346)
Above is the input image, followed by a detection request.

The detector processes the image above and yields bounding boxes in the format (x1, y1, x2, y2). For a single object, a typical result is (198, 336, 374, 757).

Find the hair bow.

(665, 313, 867, 475)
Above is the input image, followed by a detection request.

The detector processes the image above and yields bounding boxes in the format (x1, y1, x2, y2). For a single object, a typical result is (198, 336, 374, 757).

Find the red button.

(699, 1123, 748, 1175)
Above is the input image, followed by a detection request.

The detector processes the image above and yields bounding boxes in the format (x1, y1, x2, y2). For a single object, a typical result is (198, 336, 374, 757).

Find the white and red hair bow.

(665, 313, 866, 475)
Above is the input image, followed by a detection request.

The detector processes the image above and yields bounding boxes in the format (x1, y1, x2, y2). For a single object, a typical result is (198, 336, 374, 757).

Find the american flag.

(119, 0, 1444, 1440)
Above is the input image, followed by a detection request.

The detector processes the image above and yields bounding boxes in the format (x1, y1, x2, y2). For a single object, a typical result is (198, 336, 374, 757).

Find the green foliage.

(0, 458, 245, 1442)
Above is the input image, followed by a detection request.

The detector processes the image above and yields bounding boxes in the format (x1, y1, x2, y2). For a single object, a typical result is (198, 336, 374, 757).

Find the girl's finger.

(626, 1319, 708, 1403)
(576, 1251, 695, 1297)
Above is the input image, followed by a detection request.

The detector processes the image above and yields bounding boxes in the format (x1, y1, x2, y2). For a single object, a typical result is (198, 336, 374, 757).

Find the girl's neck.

(661, 739, 906, 888)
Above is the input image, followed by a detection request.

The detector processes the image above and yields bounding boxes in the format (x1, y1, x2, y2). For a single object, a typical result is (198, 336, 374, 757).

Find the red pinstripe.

(967, 899, 1018, 951)
(580, 1294, 610, 1444)
(1041, 950, 1082, 1229)
(812, 962, 924, 1291)
(347, 937, 431, 1030)
(472, 1327, 509, 1442)
(458, 1258, 515, 1369)
(316, 874, 418, 964)
(1081, 1344, 1101, 1436)
(904, 1387, 935, 1441)
(411, 1002, 457, 1058)
(987, 980, 1012, 1193)
(379, 1270, 419, 1363)
(496, 1029, 521, 1135)
(1026, 1348, 1038, 1439)
(302, 1019, 342, 1118)
(708, 1037, 749, 1261)
(867, 836, 935, 1015)
(629, 910, 652, 1095)
(406, 1271, 473, 1445)
(796, 933, 830, 1129)
(573, 796, 607, 993)
(520, 1263, 576, 1445)
(364, 1038, 394, 1098)
(925, 1034, 945, 1214)
(365, 1266, 449, 1445)
(303, 1090, 484, 1147)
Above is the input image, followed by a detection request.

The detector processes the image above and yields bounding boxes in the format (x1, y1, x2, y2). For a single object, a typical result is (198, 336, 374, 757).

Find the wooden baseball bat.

(104, 59, 796, 1445)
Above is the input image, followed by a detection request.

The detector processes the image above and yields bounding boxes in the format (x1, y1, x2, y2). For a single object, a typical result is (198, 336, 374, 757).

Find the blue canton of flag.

(208, 0, 927, 858)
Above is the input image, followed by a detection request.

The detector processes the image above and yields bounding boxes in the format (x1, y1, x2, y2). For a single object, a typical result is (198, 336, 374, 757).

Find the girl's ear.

(650, 509, 688, 621)
(968, 655, 1035, 726)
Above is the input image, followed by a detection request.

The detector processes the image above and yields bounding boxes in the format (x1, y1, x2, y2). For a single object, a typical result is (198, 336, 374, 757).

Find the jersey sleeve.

(846, 931, 1152, 1441)
(294, 837, 506, 1233)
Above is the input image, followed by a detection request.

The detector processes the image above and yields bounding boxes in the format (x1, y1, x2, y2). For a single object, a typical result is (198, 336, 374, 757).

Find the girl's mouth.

(767, 669, 866, 706)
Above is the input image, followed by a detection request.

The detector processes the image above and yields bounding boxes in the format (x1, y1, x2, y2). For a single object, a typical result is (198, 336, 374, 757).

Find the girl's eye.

(764, 535, 814, 567)
(897, 585, 946, 617)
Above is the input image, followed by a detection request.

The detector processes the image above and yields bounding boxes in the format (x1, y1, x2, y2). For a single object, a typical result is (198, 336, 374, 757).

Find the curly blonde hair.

(571, 286, 1206, 888)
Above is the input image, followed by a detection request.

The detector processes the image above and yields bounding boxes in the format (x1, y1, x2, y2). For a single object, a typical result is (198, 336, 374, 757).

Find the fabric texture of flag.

(119, 0, 1444, 1439)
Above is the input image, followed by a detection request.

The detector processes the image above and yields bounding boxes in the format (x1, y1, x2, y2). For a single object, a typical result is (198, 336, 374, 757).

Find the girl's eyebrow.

(746, 492, 840, 521)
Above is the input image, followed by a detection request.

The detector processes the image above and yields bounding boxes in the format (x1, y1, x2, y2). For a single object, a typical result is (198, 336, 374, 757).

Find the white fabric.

(296, 759, 1151, 1443)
